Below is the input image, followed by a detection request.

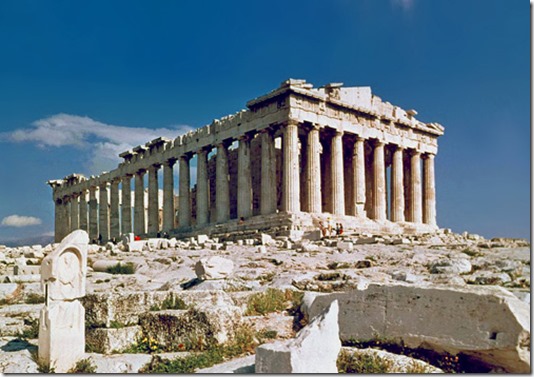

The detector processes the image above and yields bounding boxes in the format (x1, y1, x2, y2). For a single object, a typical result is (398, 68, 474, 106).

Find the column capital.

(286, 118, 300, 127)
(98, 181, 109, 189)
(179, 152, 193, 161)
(110, 177, 121, 184)
(423, 152, 435, 159)
(238, 132, 253, 142)
(149, 163, 161, 171)
(410, 149, 422, 157)
(196, 147, 210, 156)
(393, 144, 405, 151)
(136, 168, 147, 175)
(355, 135, 366, 142)
(216, 139, 232, 149)
(334, 129, 344, 137)
(374, 139, 386, 147)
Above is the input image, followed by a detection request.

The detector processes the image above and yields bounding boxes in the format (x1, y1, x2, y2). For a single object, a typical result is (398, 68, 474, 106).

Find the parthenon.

(48, 79, 444, 243)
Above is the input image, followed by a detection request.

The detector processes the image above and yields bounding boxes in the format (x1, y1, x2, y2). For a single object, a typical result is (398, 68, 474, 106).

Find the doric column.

(196, 148, 210, 226)
(423, 153, 437, 226)
(54, 198, 67, 242)
(98, 182, 109, 242)
(410, 150, 423, 224)
(121, 175, 132, 235)
(305, 125, 322, 213)
(237, 135, 253, 219)
(260, 129, 277, 215)
(147, 165, 160, 235)
(179, 155, 191, 227)
(352, 137, 367, 217)
(109, 179, 120, 240)
(162, 159, 176, 232)
(372, 141, 387, 221)
(63, 197, 71, 235)
(282, 120, 300, 212)
(391, 146, 405, 222)
(134, 170, 146, 235)
(79, 190, 88, 232)
(216, 141, 230, 223)
(331, 130, 345, 215)
(70, 194, 79, 231)
(88, 186, 98, 242)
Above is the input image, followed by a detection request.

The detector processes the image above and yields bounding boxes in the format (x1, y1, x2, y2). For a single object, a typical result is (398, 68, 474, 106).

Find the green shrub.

(150, 297, 187, 311)
(337, 349, 393, 373)
(25, 293, 45, 304)
(68, 358, 97, 373)
(106, 262, 135, 274)
(18, 319, 39, 339)
(245, 288, 304, 316)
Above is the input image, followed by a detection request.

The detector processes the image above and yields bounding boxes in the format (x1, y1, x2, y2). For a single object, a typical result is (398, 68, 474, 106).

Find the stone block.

(86, 325, 141, 354)
(255, 300, 340, 373)
(38, 300, 85, 373)
(337, 241, 353, 251)
(127, 241, 146, 252)
(195, 256, 234, 280)
(91, 260, 121, 273)
(197, 234, 209, 245)
(429, 258, 471, 274)
(355, 236, 378, 244)
(0, 283, 20, 300)
(304, 283, 530, 373)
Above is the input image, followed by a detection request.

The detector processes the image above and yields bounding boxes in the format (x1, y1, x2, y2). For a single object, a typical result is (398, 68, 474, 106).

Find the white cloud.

(391, 0, 414, 11)
(1, 215, 42, 227)
(3, 113, 193, 174)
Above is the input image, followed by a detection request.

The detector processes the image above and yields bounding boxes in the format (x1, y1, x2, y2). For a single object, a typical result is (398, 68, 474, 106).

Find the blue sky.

(0, 0, 529, 244)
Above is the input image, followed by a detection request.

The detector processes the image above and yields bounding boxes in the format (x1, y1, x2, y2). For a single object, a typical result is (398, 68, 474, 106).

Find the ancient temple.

(48, 79, 444, 242)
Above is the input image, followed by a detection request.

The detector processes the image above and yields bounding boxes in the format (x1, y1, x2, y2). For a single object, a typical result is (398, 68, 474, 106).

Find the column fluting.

(179, 155, 192, 227)
(134, 170, 146, 235)
(423, 153, 437, 226)
(196, 148, 210, 226)
(305, 125, 322, 213)
(282, 121, 300, 213)
(331, 131, 345, 215)
(372, 141, 387, 221)
(216, 142, 230, 223)
(121, 175, 132, 235)
(162, 159, 176, 232)
(391, 146, 405, 222)
(260, 129, 277, 215)
(410, 150, 423, 224)
(237, 135, 253, 219)
(110, 179, 120, 240)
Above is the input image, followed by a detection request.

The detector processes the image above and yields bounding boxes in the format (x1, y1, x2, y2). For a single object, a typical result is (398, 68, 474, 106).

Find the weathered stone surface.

(86, 325, 141, 354)
(196, 355, 255, 373)
(127, 240, 146, 252)
(0, 283, 20, 301)
(91, 259, 121, 272)
(429, 258, 471, 274)
(303, 283, 530, 373)
(337, 241, 353, 251)
(39, 230, 88, 373)
(195, 256, 234, 280)
(255, 300, 340, 373)
(86, 353, 152, 373)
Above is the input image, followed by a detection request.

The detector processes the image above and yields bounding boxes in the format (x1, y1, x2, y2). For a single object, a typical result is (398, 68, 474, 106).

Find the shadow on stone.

(1, 338, 37, 353)
(180, 278, 202, 290)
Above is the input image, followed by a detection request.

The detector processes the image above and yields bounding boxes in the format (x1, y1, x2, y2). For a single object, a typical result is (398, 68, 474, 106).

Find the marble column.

(179, 155, 191, 227)
(98, 182, 109, 242)
(109, 179, 120, 240)
(423, 153, 437, 226)
(410, 151, 423, 224)
(121, 175, 132, 235)
(88, 186, 98, 242)
(305, 125, 322, 213)
(372, 141, 387, 221)
(216, 142, 230, 223)
(70, 194, 79, 231)
(79, 190, 88, 232)
(54, 199, 66, 242)
(237, 135, 253, 219)
(391, 146, 405, 222)
(352, 137, 367, 217)
(162, 159, 176, 232)
(282, 121, 300, 213)
(147, 165, 160, 234)
(260, 129, 277, 215)
(196, 148, 210, 226)
(134, 170, 146, 235)
(331, 131, 345, 215)
(62, 197, 71, 236)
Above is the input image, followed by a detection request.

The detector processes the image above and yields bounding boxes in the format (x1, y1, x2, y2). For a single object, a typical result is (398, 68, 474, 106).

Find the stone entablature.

(48, 79, 444, 242)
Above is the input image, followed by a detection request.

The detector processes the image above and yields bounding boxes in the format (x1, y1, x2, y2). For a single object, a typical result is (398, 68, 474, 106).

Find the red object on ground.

(134, 235, 141, 241)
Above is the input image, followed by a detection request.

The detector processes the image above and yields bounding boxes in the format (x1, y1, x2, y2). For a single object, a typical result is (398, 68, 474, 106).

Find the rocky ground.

(0, 229, 530, 373)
